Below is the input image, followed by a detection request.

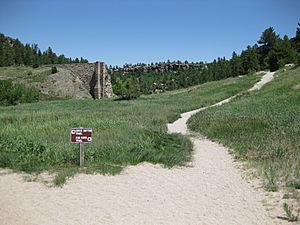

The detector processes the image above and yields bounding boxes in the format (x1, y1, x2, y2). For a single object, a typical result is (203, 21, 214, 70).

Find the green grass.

(188, 67, 300, 192)
(0, 65, 52, 83)
(283, 202, 299, 222)
(0, 72, 260, 185)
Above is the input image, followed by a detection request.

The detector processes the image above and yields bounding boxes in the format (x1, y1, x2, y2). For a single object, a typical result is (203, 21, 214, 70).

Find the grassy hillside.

(0, 73, 260, 185)
(0, 66, 93, 100)
(188, 66, 300, 192)
(0, 65, 52, 82)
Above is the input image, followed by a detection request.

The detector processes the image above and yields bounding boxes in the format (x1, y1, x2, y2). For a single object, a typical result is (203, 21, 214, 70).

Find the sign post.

(70, 128, 93, 167)
(80, 142, 84, 167)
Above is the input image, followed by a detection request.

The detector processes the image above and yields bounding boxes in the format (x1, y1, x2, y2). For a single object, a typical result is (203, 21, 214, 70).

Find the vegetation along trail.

(0, 72, 288, 225)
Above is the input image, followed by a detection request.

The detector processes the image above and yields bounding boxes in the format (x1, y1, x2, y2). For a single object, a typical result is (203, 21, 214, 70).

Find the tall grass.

(188, 67, 300, 192)
(0, 73, 259, 185)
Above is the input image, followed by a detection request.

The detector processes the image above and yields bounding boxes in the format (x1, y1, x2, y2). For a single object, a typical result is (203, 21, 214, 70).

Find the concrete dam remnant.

(93, 61, 114, 99)
(55, 61, 114, 99)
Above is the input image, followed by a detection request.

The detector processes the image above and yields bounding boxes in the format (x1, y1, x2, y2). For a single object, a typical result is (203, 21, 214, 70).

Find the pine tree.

(0, 38, 4, 66)
(258, 27, 280, 48)
(266, 35, 297, 71)
(13, 39, 24, 65)
(4, 44, 15, 66)
(230, 51, 243, 76)
(241, 46, 260, 73)
(257, 27, 280, 69)
(24, 44, 33, 65)
(293, 22, 300, 53)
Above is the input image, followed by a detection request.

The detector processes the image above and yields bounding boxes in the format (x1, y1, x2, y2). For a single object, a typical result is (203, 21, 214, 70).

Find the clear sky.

(0, 0, 299, 66)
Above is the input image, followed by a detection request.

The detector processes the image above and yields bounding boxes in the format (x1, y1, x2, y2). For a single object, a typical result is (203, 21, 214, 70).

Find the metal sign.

(70, 128, 92, 143)
(70, 128, 93, 167)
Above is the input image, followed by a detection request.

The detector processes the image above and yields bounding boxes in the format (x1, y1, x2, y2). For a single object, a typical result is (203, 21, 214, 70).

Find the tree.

(266, 35, 297, 71)
(24, 44, 33, 65)
(4, 44, 14, 66)
(31, 44, 39, 66)
(291, 23, 300, 50)
(13, 39, 24, 65)
(0, 39, 4, 66)
(257, 27, 280, 69)
(241, 46, 260, 73)
(258, 27, 280, 48)
(230, 51, 243, 76)
(113, 77, 140, 100)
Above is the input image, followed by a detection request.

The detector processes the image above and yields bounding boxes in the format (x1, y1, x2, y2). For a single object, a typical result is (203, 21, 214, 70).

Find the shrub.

(51, 66, 58, 74)
(0, 80, 40, 106)
(32, 63, 39, 68)
(113, 77, 140, 100)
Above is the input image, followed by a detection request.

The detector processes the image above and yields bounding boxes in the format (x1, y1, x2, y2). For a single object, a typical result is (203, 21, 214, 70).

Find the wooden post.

(80, 142, 84, 167)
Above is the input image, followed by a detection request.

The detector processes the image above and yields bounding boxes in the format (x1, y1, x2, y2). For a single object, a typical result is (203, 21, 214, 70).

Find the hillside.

(0, 33, 88, 67)
(0, 64, 94, 99)
(189, 66, 300, 207)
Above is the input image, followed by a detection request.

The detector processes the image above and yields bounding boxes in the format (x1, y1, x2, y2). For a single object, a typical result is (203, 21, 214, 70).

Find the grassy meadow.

(188, 66, 300, 192)
(0, 72, 260, 185)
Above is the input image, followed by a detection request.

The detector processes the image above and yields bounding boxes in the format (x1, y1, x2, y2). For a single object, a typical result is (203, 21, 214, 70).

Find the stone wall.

(57, 62, 114, 99)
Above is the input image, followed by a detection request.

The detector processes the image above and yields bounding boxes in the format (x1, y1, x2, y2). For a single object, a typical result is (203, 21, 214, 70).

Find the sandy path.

(0, 72, 283, 225)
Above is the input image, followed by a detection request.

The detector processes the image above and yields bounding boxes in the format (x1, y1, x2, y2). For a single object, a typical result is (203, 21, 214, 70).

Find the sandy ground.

(1, 71, 288, 225)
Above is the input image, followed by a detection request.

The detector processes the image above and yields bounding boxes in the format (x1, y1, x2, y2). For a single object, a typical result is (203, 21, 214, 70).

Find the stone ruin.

(93, 61, 114, 99)
(56, 61, 114, 99)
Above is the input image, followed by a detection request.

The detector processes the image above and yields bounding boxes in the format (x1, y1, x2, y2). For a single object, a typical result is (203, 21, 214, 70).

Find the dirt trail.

(0, 72, 284, 225)
(167, 71, 275, 135)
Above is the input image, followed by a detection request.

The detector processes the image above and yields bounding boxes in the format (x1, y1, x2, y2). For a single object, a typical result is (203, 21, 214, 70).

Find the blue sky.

(0, 0, 299, 66)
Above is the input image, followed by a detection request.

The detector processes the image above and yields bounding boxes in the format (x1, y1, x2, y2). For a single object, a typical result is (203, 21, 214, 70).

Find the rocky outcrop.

(113, 62, 205, 74)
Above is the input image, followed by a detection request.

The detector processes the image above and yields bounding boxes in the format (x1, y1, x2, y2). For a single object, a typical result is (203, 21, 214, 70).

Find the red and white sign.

(70, 128, 92, 143)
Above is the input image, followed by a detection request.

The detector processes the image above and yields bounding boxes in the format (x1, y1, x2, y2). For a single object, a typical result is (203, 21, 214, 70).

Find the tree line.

(0, 33, 88, 67)
(112, 24, 300, 99)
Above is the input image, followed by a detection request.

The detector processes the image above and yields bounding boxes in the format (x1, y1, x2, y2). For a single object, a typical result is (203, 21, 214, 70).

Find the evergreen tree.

(230, 51, 243, 76)
(266, 35, 297, 71)
(241, 46, 260, 73)
(257, 27, 280, 69)
(4, 44, 14, 66)
(0, 33, 88, 67)
(24, 44, 33, 65)
(291, 22, 300, 54)
(13, 39, 24, 65)
(258, 27, 280, 48)
(31, 44, 39, 66)
(0, 38, 4, 66)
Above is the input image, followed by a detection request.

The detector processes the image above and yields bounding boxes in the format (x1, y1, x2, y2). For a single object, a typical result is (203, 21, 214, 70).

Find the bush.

(113, 77, 140, 100)
(0, 80, 40, 106)
(32, 63, 39, 68)
(51, 66, 58, 74)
